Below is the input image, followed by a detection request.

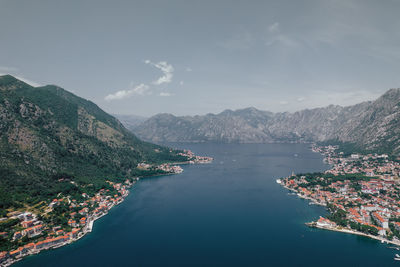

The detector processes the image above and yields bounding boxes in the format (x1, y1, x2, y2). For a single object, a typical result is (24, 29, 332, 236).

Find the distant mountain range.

(0, 75, 186, 209)
(129, 89, 400, 155)
(113, 114, 147, 130)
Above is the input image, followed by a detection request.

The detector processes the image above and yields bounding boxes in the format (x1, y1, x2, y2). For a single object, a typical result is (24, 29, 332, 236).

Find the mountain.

(132, 89, 400, 155)
(0, 75, 187, 211)
(113, 114, 147, 132)
(131, 108, 275, 143)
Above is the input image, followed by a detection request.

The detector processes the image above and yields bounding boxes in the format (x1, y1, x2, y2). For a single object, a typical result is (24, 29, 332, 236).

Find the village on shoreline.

(0, 150, 212, 267)
(5, 141, 400, 265)
(277, 145, 400, 249)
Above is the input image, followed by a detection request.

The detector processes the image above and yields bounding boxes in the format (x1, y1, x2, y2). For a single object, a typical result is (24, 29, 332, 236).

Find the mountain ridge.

(0, 75, 187, 210)
(131, 88, 400, 155)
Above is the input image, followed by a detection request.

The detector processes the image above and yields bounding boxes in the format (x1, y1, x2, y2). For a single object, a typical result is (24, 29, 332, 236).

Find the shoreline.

(280, 178, 400, 248)
(276, 145, 400, 250)
(2, 182, 132, 267)
(2, 159, 211, 267)
(308, 222, 400, 246)
(279, 181, 327, 207)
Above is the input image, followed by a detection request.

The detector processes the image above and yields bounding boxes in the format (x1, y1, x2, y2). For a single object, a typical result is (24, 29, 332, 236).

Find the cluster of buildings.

(8, 230, 79, 260)
(0, 151, 211, 265)
(178, 150, 213, 164)
(0, 179, 134, 266)
(137, 151, 213, 174)
(312, 146, 398, 178)
(137, 162, 184, 174)
(282, 145, 400, 241)
(157, 163, 183, 174)
(8, 212, 43, 241)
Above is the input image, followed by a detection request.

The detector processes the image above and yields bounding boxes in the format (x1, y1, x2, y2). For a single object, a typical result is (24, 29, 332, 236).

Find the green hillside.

(0, 75, 187, 211)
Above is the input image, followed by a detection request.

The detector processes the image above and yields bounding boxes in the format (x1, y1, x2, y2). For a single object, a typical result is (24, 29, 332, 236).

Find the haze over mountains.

(127, 89, 400, 155)
(113, 114, 147, 130)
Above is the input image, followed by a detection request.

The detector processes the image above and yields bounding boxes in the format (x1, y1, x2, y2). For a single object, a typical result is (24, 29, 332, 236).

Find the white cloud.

(179, 81, 184, 85)
(105, 83, 149, 101)
(268, 22, 280, 33)
(145, 60, 174, 85)
(279, 100, 289, 105)
(105, 60, 177, 101)
(297, 97, 306, 102)
(159, 92, 172, 97)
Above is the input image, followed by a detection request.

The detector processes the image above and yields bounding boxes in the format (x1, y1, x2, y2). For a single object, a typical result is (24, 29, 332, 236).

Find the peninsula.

(278, 145, 400, 246)
(0, 150, 212, 266)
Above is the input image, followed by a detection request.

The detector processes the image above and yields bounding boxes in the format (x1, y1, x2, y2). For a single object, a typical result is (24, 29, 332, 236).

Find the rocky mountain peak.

(130, 88, 400, 155)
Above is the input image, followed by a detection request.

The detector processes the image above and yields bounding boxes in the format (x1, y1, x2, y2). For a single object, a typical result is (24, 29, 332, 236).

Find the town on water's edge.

(277, 145, 400, 259)
(0, 150, 212, 267)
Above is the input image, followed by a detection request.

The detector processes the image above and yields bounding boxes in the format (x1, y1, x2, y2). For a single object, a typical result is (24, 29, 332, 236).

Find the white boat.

(394, 258, 400, 261)
(396, 254, 400, 257)
(276, 179, 282, 184)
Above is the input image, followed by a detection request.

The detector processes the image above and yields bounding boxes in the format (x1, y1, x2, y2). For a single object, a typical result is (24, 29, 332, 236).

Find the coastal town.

(278, 145, 400, 250)
(0, 150, 213, 266)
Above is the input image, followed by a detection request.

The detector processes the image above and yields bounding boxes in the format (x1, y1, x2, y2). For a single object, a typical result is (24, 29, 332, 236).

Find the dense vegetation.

(295, 173, 373, 189)
(327, 204, 379, 235)
(326, 207, 348, 227)
(0, 75, 188, 211)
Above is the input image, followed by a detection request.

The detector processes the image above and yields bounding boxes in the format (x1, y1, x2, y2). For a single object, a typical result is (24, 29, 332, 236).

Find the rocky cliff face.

(132, 89, 400, 154)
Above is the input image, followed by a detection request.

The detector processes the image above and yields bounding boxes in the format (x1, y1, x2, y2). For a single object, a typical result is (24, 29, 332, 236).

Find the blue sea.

(15, 143, 399, 266)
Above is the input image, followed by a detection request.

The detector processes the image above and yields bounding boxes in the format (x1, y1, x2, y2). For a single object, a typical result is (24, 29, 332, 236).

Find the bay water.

(15, 143, 397, 266)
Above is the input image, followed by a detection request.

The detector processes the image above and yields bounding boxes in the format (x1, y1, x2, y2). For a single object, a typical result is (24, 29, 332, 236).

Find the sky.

(0, 0, 400, 117)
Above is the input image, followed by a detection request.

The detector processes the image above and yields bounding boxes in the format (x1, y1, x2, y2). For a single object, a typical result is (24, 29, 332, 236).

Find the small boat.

(394, 258, 400, 261)
(396, 254, 400, 257)
(276, 179, 282, 184)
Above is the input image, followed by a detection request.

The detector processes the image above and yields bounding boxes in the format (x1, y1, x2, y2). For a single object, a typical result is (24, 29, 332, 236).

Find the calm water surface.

(15, 143, 398, 266)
